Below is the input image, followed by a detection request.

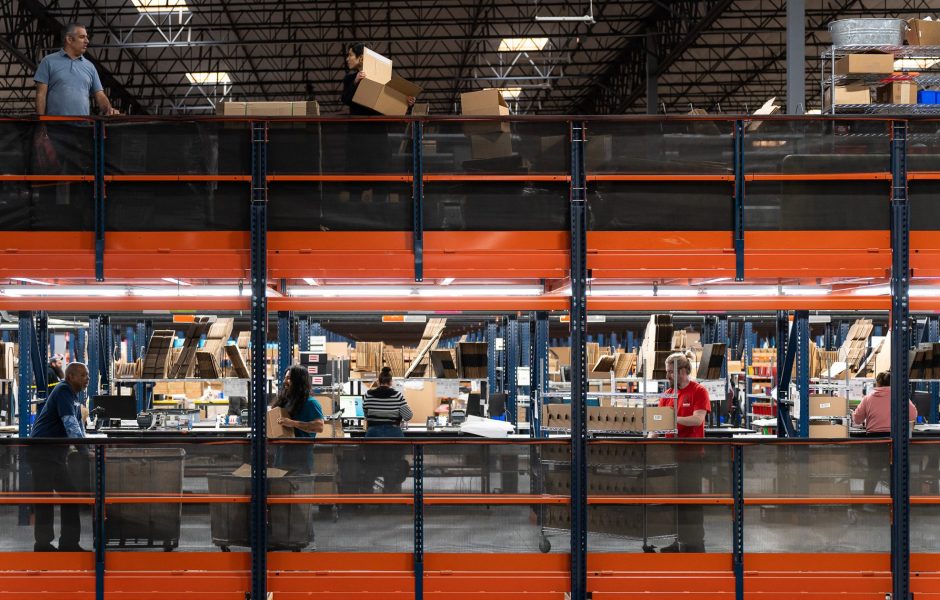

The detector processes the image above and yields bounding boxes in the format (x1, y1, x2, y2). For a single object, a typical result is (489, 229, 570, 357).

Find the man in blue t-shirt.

(34, 23, 118, 117)
(29, 362, 90, 552)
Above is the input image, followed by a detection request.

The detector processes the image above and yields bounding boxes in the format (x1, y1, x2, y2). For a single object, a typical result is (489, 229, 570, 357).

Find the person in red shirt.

(655, 353, 710, 553)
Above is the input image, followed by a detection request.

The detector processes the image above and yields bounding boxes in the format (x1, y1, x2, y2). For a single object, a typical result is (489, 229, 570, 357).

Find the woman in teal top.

(272, 364, 325, 474)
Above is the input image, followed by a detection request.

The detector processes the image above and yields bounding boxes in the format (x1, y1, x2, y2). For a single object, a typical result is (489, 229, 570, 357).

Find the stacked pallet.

(141, 331, 175, 379)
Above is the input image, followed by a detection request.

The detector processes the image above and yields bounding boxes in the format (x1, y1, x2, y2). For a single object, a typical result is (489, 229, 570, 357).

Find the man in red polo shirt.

(656, 353, 710, 552)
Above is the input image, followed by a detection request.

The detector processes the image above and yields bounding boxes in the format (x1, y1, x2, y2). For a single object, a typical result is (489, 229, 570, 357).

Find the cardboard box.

(876, 80, 918, 104)
(828, 84, 872, 106)
(220, 101, 320, 116)
(309, 374, 333, 387)
(233, 463, 287, 478)
(300, 352, 328, 366)
(808, 395, 849, 418)
(808, 423, 849, 439)
(460, 89, 511, 134)
(834, 53, 894, 75)
(266, 406, 295, 438)
(412, 103, 430, 116)
(403, 380, 438, 424)
(907, 19, 940, 46)
(469, 132, 513, 160)
(351, 49, 422, 116)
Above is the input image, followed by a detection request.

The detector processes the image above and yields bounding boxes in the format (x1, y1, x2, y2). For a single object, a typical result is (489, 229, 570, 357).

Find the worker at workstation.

(271, 365, 325, 474)
(29, 362, 90, 552)
(853, 370, 918, 497)
(651, 353, 710, 553)
(362, 367, 413, 493)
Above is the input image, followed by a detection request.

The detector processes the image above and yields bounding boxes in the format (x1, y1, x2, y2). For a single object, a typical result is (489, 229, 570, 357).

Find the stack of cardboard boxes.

(460, 89, 514, 162)
(542, 404, 676, 434)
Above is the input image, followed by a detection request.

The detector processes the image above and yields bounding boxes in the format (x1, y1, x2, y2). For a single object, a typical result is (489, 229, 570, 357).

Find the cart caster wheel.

(538, 536, 551, 553)
(220, 545, 231, 552)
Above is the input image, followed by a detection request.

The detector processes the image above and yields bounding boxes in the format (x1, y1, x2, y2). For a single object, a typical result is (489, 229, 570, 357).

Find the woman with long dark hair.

(272, 364, 325, 474)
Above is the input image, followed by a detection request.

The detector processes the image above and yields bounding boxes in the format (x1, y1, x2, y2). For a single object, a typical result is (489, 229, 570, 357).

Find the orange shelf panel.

(105, 175, 251, 182)
(587, 174, 734, 182)
(745, 172, 892, 181)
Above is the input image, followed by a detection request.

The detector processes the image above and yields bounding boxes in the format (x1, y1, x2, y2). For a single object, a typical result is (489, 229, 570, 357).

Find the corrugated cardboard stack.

(168, 317, 213, 378)
(456, 342, 487, 379)
(404, 318, 446, 378)
(0, 341, 15, 379)
(543, 404, 676, 433)
(430, 349, 458, 378)
(829, 53, 894, 107)
(354, 342, 384, 373)
(141, 331, 175, 379)
(696, 343, 727, 380)
(910, 343, 940, 379)
(383, 348, 406, 377)
(639, 314, 674, 379)
(219, 101, 320, 116)
(837, 318, 873, 376)
(225, 345, 250, 379)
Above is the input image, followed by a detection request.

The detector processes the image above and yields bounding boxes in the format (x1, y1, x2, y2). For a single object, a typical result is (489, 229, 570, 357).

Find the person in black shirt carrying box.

(362, 367, 413, 493)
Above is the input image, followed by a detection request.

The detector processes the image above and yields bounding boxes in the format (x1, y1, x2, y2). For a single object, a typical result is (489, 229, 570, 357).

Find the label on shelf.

(517, 366, 531, 386)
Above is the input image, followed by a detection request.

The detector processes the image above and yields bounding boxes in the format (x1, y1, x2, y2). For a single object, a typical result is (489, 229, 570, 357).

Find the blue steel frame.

(569, 120, 588, 599)
(733, 119, 745, 281)
(412, 120, 424, 282)
(17, 313, 32, 437)
(732, 444, 744, 600)
(506, 316, 519, 427)
(889, 119, 911, 600)
(31, 312, 48, 400)
(929, 317, 940, 424)
(88, 316, 101, 397)
(298, 317, 310, 353)
(530, 312, 549, 438)
(277, 311, 292, 377)
(486, 321, 498, 397)
(795, 310, 810, 437)
(93, 120, 106, 281)
(413, 444, 425, 599)
(249, 120, 269, 600)
(94, 445, 106, 600)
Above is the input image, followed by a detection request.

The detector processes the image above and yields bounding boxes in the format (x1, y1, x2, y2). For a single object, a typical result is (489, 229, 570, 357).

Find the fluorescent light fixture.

(185, 72, 232, 86)
(302, 278, 320, 286)
(895, 58, 940, 70)
(588, 286, 700, 297)
(910, 286, 940, 297)
(130, 286, 250, 297)
(161, 277, 190, 286)
(132, 0, 189, 13)
(440, 277, 455, 286)
(704, 285, 777, 296)
(10, 277, 53, 286)
(498, 37, 549, 52)
(288, 285, 542, 298)
(497, 87, 523, 99)
(1, 286, 127, 297)
(852, 285, 890, 296)
(781, 285, 830, 296)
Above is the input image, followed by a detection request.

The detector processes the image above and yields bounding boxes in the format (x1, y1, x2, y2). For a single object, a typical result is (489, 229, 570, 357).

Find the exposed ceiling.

(1, 0, 936, 116)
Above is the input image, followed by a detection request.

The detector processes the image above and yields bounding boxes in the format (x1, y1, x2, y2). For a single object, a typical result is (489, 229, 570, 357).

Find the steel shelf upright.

(569, 120, 588, 600)
(530, 311, 549, 438)
(277, 311, 292, 378)
(506, 316, 519, 427)
(249, 120, 269, 600)
(486, 321, 499, 397)
(890, 119, 911, 600)
(17, 313, 32, 437)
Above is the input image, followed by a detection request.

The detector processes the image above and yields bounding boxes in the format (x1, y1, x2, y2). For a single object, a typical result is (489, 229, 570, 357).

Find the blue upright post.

(94, 445, 105, 600)
(249, 120, 269, 600)
(795, 310, 810, 437)
(732, 444, 744, 600)
(32, 312, 49, 400)
(277, 311, 292, 377)
(530, 312, 549, 438)
(412, 120, 424, 282)
(928, 317, 939, 424)
(88, 316, 101, 398)
(519, 318, 531, 423)
(889, 119, 911, 600)
(733, 119, 745, 281)
(94, 120, 106, 281)
(298, 317, 310, 353)
(486, 321, 498, 396)
(17, 313, 32, 437)
(569, 120, 589, 600)
(413, 444, 424, 599)
(506, 317, 519, 426)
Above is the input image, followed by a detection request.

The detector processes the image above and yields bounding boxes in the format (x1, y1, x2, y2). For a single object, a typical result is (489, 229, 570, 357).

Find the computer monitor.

(466, 393, 483, 417)
(91, 395, 138, 421)
(488, 393, 507, 418)
(912, 391, 932, 422)
(227, 396, 248, 417)
(339, 395, 365, 419)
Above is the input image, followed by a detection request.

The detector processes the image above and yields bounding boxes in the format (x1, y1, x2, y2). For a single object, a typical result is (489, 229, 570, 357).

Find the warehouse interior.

(2, 1, 940, 599)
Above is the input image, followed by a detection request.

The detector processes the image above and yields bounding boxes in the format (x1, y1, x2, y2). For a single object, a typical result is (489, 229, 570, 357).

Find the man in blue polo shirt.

(29, 362, 90, 552)
(34, 23, 118, 117)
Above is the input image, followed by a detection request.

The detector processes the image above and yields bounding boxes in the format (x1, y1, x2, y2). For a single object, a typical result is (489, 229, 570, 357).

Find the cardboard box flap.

(907, 18, 940, 45)
(362, 48, 392, 84)
(388, 74, 423, 97)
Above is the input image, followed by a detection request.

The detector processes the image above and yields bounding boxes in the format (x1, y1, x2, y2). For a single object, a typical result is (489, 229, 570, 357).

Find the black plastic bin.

(105, 447, 186, 550)
(207, 473, 315, 551)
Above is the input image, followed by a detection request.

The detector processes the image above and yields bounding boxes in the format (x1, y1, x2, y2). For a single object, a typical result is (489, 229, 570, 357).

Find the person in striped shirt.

(362, 367, 413, 493)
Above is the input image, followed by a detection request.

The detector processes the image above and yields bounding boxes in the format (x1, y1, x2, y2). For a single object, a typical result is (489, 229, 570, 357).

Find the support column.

(298, 317, 310, 353)
(733, 120, 745, 280)
(249, 120, 269, 600)
(88, 316, 101, 398)
(506, 316, 519, 428)
(94, 120, 106, 281)
(530, 312, 549, 438)
(17, 313, 32, 437)
(786, 0, 806, 115)
(412, 120, 424, 282)
(277, 311, 293, 378)
(569, 120, 588, 600)
(795, 310, 810, 437)
(486, 321, 498, 398)
(32, 312, 49, 400)
(889, 119, 911, 600)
